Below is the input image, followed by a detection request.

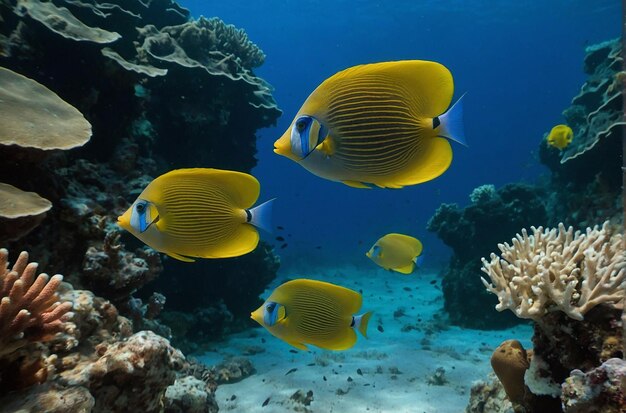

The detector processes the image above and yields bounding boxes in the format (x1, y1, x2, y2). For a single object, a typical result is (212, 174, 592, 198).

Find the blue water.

(180, 0, 620, 271)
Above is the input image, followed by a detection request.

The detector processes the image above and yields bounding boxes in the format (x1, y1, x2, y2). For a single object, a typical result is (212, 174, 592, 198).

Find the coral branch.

(0, 248, 73, 357)
(481, 221, 625, 320)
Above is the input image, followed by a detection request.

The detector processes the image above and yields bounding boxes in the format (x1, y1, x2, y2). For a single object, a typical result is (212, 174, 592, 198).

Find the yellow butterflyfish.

(366, 233, 424, 274)
(117, 168, 274, 262)
(546, 124, 573, 150)
(274, 60, 467, 189)
(251, 279, 372, 351)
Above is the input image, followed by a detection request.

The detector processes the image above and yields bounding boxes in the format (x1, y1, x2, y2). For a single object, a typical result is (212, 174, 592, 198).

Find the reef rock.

(427, 183, 547, 328)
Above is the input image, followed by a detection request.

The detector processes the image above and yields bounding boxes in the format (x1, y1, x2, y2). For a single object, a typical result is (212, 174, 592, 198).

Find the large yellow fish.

(546, 124, 573, 150)
(251, 279, 372, 351)
(274, 60, 466, 189)
(366, 233, 423, 274)
(117, 168, 274, 262)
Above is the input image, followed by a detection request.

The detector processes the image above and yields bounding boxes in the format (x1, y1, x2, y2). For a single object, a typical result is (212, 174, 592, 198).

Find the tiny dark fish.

(261, 338, 266, 343)
(357, 368, 363, 376)
(363, 383, 371, 386)
(281, 243, 288, 249)
(230, 395, 237, 401)
(285, 368, 298, 376)
(347, 376, 353, 382)
(262, 397, 270, 407)
(276, 236, 285, 241)
(277, 226, 284, 230)
(323, 376, 327, 381)
(403, 287, 412, 291)
(289, 349, 297, 354)
(307, 363, 315, 367)
(315, 246, 322, 249)
(430, 279, 437, 285)
(377, 325, 384, 333)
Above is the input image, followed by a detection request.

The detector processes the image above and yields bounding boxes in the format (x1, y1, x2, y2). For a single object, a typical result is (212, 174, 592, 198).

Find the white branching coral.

(480, 221, 625, 321)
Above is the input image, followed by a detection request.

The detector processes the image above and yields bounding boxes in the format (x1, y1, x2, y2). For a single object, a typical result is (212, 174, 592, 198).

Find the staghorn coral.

(480, 221, 625, 321)
(0, 248, 73, 357)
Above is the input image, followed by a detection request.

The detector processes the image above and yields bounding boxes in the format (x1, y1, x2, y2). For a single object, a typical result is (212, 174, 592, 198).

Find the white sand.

(198, 266, 532, 413)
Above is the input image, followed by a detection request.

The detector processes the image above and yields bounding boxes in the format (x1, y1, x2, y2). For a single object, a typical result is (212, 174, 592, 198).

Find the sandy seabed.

(199, 266, 531, 413)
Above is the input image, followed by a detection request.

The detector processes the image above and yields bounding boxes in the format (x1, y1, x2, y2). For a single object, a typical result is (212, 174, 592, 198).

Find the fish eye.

(296, 120, 307, 133)
(266, 302, 276, 312)
(135, 202, 146, 214)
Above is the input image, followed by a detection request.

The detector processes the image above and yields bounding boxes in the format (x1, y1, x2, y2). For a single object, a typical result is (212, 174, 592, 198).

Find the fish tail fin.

(413, 255, 425, 268)
(248, 198, 275, 234)
(354, 311, 373, 338)
(438, 93, 467, 147)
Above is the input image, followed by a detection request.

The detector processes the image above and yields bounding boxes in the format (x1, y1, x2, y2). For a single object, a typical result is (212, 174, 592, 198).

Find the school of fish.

(118, 60, 464, 350)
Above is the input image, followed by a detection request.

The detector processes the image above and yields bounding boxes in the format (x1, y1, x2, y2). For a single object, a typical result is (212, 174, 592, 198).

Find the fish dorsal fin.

(315, 60, 454, 117)
(156, 168, 260, 209)
(270, 279, 363, 316)
(385, 233, 423, 256)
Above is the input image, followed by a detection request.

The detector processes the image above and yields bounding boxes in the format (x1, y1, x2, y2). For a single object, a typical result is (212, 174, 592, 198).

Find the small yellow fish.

(117, 168, 274, 262)
(546, 124, 573, 150)
(366, 233, 423, 274)
(274, 60, 467, 189)
(251, 279, 372, 351)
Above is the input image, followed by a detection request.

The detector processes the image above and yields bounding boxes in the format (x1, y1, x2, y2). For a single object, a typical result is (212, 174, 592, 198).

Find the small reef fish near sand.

(117, 168, 274, 262)
(546, 124, 574, 150)
(274, 60, 467, 189)
(366, 233, 423, 274)
(251, 279, 372, 351)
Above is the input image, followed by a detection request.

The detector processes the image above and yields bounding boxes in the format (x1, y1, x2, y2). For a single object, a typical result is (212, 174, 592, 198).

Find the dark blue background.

(178, 0, 620, 271)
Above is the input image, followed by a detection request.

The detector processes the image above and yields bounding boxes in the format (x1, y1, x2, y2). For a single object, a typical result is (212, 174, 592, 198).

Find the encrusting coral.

(0, 248, 73, 357)
(480, 221, 625, 321)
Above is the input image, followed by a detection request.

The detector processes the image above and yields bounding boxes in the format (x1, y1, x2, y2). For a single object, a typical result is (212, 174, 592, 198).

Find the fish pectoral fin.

(393, 263, 415, 274)
(286, 340, 309, 351)
(317, 136, 336, 156)
(342, 180, 373, 189)
(166, 252, 196, 262)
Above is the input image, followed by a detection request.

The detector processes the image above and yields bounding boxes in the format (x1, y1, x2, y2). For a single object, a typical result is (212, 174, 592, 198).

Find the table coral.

(0, 66, 92, 150)
(0, 248, 73, 357)
(480, 221, 625, 321)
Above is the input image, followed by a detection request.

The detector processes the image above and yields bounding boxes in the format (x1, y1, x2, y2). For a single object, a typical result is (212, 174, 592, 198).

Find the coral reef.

(539, 38, 623, 228)
(0, 0, 279, 408)
(429, 38, 623, 331)
(0, 248, 223, 413)
(427, 183, 547, 328)
(0, 0, 280, 343)
(466, 221, 625, 412)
